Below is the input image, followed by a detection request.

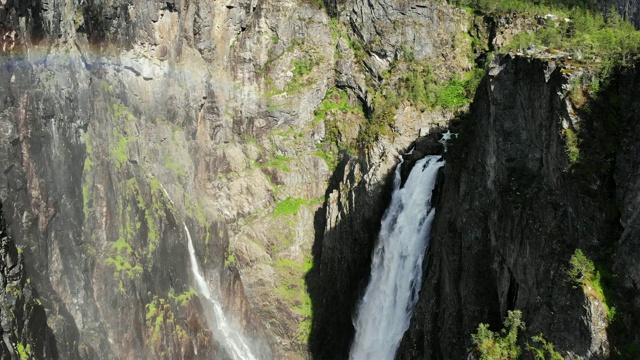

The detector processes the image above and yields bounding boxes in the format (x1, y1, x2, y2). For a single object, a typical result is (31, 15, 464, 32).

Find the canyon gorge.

(0, 0, 639, 359)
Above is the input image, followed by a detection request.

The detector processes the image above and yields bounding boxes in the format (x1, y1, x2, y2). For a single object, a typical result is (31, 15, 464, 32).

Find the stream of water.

(350, 155, 444, 360)
(184, 223, 258, 360)
(158, 181, 257, 359)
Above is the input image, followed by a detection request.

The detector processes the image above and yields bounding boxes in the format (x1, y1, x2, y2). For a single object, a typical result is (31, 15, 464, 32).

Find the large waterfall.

(350, 155, 444, 360)
(183, 223, 258, 360)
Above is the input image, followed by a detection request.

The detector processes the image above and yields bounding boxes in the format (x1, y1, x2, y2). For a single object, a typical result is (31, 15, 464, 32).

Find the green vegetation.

(314, 88, 361, 122)
(106, 234, 143, 293)
(284, 58, 318, 93)
(163, 153, 186, 177)
(101, 81, 113, 93)
(563, 128, 580, 165)
(398, 65, 485, 111)
(567, 249, 616, 321)
(301, 0, 324, 10)
(274, 256, 313, 342)
(354, 63, 484, 150)
(16, 342, 30, 360)
(471, 310, 525, 360)
(111, 103, 136, 122)
(224, 245, 236, 267)
(108, 103, 137, 170)
(472, 309, 588, 359)
(105, 176, 167, 292)
(527, 334, 564, 360)
(82, 132, 94, 218)
(262, 154, 292, 172)
(265, 56, 321, 96)
(145, 295, 188, 351)
(5, 281, 21, 297)
(243, 133, 257, 145)
(110, 133, 132, 170)
(314, 87, 363, 168)
(472, 1, 640, 79)
(292, 59, 314, 78)
(314, 145, 339, 170)
(273, 197, 308, 216)
(168, 287, 197, 307)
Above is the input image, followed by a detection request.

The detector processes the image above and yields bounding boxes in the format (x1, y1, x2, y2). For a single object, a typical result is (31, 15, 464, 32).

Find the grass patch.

(224, 244, 236, 267)
(110, 132, 133, 170)
(314, 88, 361, 122)
(273, 197, 308, 216)
(500, 4, 640, 76)
(163, 153, 186, 177)
(274, 256, 314, 342)
(314, 88, 363, 169)
(16, 343, 30, 360)
(168, 287, 197, 307)
(567, 249, 616, 321)
(82, 131, 94, 218)
(145, 295, 188, 352)
(315, 145, 339, 170)
(399, 65, 484, 111)
(262, 154, 292, 172)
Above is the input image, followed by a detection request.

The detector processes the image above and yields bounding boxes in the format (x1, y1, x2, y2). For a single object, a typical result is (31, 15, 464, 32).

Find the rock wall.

(0, 201, 56, 359)
(397, 55, 640, 359)
(609, 66, 640, 354)
(0, 0, 469, 358)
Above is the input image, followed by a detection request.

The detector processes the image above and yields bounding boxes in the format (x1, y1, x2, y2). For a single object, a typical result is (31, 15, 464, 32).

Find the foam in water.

(350, 155, 444, 360)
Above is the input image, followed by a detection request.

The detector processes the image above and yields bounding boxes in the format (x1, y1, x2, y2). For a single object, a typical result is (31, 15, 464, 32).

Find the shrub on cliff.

(471, 310, 525, 360)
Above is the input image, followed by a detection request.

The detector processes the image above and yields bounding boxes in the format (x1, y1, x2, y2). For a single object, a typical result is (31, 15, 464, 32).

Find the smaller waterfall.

(184, 223, 258, 360)
(350, 155, 444, 360)
(156, 180, 258, 359)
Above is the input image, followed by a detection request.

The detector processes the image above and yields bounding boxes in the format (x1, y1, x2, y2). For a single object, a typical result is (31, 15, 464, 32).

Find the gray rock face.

(345, 0, 471, 79)
(0, 202, 56, 359)
(611, 67, 640, 351)
(0, 0, 338, 358)
(608, 0, 640, 28)
(1, 0, 639, 358)
(396, 55, 639, 359)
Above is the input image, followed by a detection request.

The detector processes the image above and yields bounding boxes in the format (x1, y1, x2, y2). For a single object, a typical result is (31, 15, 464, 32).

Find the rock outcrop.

(397, 55, 639, 359)
(0, 0, 477, 356)
(0, 201, 56, 359)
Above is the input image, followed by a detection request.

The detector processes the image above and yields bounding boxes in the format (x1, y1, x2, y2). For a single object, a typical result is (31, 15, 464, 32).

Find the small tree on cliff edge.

(471, 310, 525, 360)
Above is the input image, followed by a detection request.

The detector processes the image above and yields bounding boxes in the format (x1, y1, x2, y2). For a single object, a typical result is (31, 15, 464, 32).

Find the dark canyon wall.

(398, 55, 640, 359)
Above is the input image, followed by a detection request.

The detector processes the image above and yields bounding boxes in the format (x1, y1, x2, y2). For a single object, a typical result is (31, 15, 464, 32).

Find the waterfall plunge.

(157, 181, 258, 359)
(350, 155, 444, 360)
(184, 223, 258, 360)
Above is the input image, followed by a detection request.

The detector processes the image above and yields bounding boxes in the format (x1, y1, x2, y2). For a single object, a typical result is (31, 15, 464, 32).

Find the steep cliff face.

(396, 55, 640, 359)
(609, 66, 640, 354)
(0, 0, 478, 357)
(2, 0, 639, 359)
(0, 0, 338, 358)
(0, 202, 56, 359)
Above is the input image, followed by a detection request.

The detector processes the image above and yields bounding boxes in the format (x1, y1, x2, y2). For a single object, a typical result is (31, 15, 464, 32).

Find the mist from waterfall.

(350, 155, 444, 360)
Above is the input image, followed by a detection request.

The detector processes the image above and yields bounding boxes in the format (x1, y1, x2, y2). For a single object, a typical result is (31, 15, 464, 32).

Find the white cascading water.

(156, 181, 257, 359)
(350, 155, 444, 360)
(183, 223, 258, 360)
